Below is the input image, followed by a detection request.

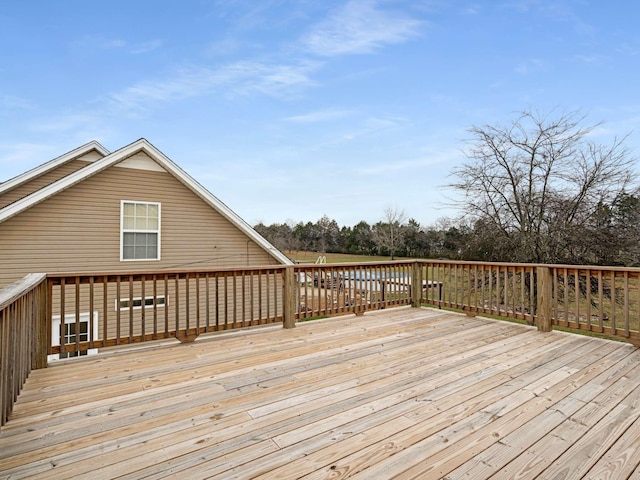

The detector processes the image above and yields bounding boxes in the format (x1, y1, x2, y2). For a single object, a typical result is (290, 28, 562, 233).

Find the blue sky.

(1, 0, 639, 227)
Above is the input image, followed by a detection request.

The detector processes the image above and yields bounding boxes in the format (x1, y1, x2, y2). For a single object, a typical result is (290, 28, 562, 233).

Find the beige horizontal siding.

(0, 159, 92, 209)
(0, 157, 280, 288)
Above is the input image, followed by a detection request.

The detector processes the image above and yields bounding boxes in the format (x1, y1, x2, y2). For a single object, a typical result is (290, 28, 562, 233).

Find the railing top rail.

(0, 273, 47, 310)
(419, 259, 539, 268)
(37, 259, 640, 285)
(46, 264, 288, 281)
(295, 260, 419, 268)
(418, 259, 640, 273)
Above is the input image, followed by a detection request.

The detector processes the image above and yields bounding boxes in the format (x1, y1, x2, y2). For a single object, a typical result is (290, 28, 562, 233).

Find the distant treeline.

(254, 215, 488, 261)
(255, 192, 640, 266)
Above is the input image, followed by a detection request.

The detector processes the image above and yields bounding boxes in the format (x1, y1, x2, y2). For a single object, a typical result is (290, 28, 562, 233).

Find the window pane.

(135, 245, 147, 259)
(147, 216, 158, 230)
(123, 203, 135, 216)
(147, 204, 158, 219)
(135, 203, 147, 217)
(135, 204, 147, 229)
(123, 202, 135, 229)
(123, 246, 135, 259)
(123, 232, 135, 247)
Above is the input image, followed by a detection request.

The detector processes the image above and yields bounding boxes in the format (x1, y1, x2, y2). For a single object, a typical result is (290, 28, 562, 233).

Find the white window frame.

(120, 200, 161, 261)
(116, 294, 167, 311)
(49, 311, 99, 362)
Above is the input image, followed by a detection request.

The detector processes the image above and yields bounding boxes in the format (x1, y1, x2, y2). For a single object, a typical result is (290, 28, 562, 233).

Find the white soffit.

(77, 151, 105, 163)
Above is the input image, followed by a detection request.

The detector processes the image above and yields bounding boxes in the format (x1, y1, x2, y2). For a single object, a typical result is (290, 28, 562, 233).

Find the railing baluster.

(141, 275, 146, 341)
(266, 270, 271, 322)
(224, 273, 229, 329)
(152, 275, 158, 340)
(196, 273, 201, 333)
(205, 273, 210, 331)
(611, 271, 616, 333)
(185, 272, 190, 332)
(89, 276, 95, 349)
(128, 275, 134, 343)
(241, 271, 246, 326)
(625, 271, 630, 337)
(597, 270, 603, 332)
(60, 277, 66, 354)
(232, 271, 237, 328)
(586, 270, 592, 330)
(215, 273, 220, 330)
(74, 276, 80, 355)
(164, 275, 169, 337)
(249, 270, 255, 325)
(574, 269, 580, 328)
(174, 274, 180, 334)
(563, 268, 569, 327)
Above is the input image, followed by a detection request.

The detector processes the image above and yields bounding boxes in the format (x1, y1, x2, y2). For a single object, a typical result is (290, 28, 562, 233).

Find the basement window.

(116, 295, 167, 311)
(49, 312, 99, 361)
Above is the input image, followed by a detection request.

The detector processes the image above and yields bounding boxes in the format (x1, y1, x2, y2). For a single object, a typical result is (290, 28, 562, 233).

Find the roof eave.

(0, 140, 110, 195)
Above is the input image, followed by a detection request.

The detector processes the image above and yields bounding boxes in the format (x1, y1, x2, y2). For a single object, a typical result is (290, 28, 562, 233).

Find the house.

(0, 139, 292, 357)
(0, 138, 291, 288)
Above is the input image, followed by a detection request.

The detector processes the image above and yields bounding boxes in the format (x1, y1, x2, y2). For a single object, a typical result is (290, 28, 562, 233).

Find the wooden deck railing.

(294, 261, 415, 319)
(0, 273, 48, 429)
(419, 260, 640, 345)
(46, 266, 288, 355)
(3, 259, 640, 431)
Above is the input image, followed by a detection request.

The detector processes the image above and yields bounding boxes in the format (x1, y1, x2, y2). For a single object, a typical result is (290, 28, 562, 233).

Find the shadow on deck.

(2, 307, 640, 479)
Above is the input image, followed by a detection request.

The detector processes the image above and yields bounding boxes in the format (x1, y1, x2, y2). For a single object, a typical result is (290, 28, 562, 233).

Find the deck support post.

(283, 266, 296, 329)
(411, 261, 423, 308)
(536, 266, 553, 332)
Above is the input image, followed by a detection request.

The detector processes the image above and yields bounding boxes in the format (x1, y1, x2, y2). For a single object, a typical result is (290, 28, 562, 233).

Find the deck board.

(2, 307, 640, 479)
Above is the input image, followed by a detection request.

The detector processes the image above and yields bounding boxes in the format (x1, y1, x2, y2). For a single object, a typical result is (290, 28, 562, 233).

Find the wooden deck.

(2, 307, 640, 479)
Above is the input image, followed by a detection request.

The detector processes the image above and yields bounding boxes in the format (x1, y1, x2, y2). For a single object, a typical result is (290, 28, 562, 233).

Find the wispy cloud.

(73, 35, 162, 54)
(106, 60, 320, 114)
(572, 54, 607, 66)
(303, 0, 423, 56)
(0, 94, 33, 111)
(314, 116, 409, 145)
(515, 58, 545, 74)
(284, 108, 355, 123)
(461, 5, 481, 15)
(129, 39, 163, 54)
(355, 148, 459, 175)
(30, 112, 99, 133)
(206, 37, 246, 57)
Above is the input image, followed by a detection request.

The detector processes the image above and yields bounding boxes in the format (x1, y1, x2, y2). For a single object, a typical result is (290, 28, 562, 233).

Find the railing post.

(411, 261, 422, 308)
(536, 266, 553, 332)
(283, 266, 296, 329)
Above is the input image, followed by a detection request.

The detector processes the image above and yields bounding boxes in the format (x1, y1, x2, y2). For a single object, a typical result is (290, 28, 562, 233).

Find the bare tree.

(449, 109, 638, 264)
(373, 207, 407, 260)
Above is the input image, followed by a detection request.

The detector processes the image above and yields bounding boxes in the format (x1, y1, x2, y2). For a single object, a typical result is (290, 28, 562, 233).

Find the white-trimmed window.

(116, 295, 167, 311)
(121, 201, 161, 261)
(49, 312, 99, 361)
